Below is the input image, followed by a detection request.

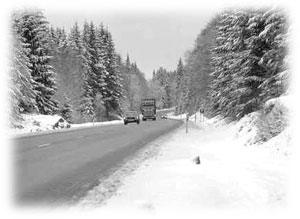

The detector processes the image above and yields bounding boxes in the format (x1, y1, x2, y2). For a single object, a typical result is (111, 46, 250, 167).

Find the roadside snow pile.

(260, 96, 289, 139)
(187, 112, 228, 129)
(235, 95, 290, 152)
(235, 112, 261, 145)
(200, 115, 227, 127)
(168, 112, 225, 126)
(10, 113, 123, 136)
(167, 112, 187, 120)
(10, 114, 70, 135)
(157, 107, 176, 112)
(71, 120, 123, 129)
(262, 126, 291, 156)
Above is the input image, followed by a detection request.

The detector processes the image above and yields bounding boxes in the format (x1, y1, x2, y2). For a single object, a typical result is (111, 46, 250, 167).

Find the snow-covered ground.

(9, 114, 123, 137)
(78, 111, 291, 214)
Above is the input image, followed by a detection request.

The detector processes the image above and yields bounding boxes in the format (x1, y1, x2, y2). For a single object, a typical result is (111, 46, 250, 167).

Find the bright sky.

(44, 9, 217, 79)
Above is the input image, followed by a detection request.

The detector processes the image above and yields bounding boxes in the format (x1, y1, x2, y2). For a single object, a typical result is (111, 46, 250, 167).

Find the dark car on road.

(124, 111, 140, 125)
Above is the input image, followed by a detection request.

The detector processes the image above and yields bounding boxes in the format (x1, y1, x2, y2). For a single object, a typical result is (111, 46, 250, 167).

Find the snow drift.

(235, 95, 290, 148)
(10, 114, 70, 135)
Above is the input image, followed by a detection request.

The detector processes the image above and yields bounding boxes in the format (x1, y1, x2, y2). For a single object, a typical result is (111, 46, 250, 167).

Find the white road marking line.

(37, 143, 51, 148)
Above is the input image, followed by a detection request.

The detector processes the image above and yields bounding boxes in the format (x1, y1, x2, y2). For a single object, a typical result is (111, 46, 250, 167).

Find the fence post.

(186, 114, 189, 133)
(200, 108, 204, 123)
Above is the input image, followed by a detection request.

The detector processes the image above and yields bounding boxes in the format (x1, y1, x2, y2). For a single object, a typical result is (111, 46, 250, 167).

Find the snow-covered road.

(79, 116, 289, 212)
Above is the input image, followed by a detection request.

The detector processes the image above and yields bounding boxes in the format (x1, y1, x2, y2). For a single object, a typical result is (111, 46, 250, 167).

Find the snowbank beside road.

(9, 114, 69, 135)
(9, 114, 123, 137)
(71, 120, 123, 129)
(235, 95, 290, 152)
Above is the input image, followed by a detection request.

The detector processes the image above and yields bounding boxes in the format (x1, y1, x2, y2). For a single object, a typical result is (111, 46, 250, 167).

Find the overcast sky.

(44, 9, 218, 79)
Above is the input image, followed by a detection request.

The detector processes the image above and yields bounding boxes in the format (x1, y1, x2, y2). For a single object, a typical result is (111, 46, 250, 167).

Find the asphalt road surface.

(13, 117, 182, 206)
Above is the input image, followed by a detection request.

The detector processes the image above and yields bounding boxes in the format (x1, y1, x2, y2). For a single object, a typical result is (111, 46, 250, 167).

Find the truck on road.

(141, 98, 156, 121)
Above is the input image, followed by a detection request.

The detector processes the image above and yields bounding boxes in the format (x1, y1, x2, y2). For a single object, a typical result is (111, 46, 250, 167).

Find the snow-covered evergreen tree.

(116, 54, 151, 111)
(179, 69, 191, 113)
(89, 22, 107, 99)
(182, 16, 219, 116)
(123, 54, 132, 99)
(78, 22, 110, 121)
(13, 9, 59, 115)
(10, 14, 37, 126)
(80, 21, 96, 120)
(210, 11, 242, 118)
(97, 25, 124, 116)
(175, 58, 184, 113)
(173, 58, 190, 114)
(257, 9, 288, 101)
(80, 78, 95, 121)
(65, 22, 87, 121)
(210, 10, 258, 119)
(105, 30, 124, 112)
(209, 9, 288, 120)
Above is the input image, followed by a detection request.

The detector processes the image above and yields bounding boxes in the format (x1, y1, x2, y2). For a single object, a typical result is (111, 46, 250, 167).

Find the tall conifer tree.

(13, 9, 58, 115)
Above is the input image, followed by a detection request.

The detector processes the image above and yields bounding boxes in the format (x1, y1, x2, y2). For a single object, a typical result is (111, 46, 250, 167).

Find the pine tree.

(210, 11, 239, 118)
(97, 25, 124, 116)
(106, 30, 124, 111)
(152, 70, 156, 79)
(14, 9, 59, 115)
(175, 58, 184, 111)
(67, 22, 88, 121)
(69, 22, 83, 52)
(78, 22, 109, 121)
(124, 54, 135, 110)
(116, 54, 151, 111)
(10, 14, 37, 125)
(210, 10, 256, 119)
(80, 81, 95, 122)
(80, 21, 96, 120)
(180, 69, 191, 113)
(90, 22, 108, 98)
(149, 67, 177, 110)
(182, 17, 219, 115)
(209, 9, 288, 120)
(164, 82, 172, 108)
(174, 58, 190, 114)
(257, 9, 288, 101)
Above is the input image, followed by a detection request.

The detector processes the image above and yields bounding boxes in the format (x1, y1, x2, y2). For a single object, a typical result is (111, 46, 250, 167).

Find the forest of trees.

(168, 8, 288, 120)
(148, 67, 176, 109)
(9, 8, 289, 127)
(9, 9, 151, 126)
